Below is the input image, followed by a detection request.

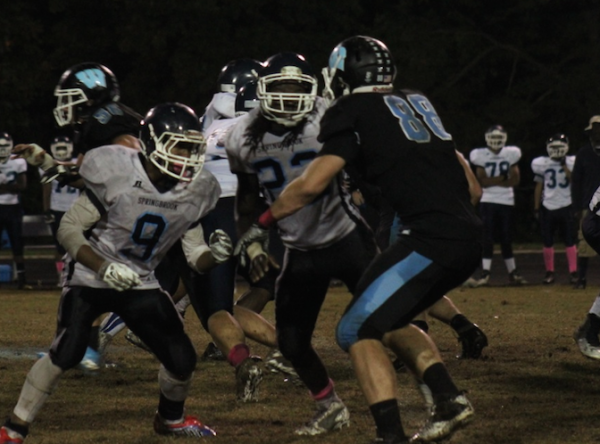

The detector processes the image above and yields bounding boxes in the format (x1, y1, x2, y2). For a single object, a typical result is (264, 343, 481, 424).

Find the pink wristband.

(258, 208, 276, 228)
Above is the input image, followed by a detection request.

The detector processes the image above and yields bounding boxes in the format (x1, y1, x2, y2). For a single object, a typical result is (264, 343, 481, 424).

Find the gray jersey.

(67, 145, 220, 288)
(225, 98, 355, 250)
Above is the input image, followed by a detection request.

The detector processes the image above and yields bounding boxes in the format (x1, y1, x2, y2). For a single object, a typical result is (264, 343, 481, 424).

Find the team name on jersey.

(261, 138, 304, 152)
(137, 197, 179, 211)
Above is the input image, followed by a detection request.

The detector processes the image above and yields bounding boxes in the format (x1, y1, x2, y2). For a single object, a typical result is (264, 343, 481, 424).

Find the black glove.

(41, 164, 80, 185)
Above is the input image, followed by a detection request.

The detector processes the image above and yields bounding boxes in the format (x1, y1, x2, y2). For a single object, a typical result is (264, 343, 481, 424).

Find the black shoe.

(542, 271, 555, 285)
(508, 270, 527, 285)
(457, 324, 488, 359)
(201, 342, 226, 361)
(570, 272, 579, 285)
(574, 277, 587, 289)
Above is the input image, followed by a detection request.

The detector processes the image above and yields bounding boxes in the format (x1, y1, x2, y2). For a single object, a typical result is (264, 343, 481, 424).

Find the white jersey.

(66, 145, 220, 289)
(469, 145, 521, 206)
(589, 185, 600, 216)
(531, 155, 575, 210)
(40, 158, 81, 212)
(203, 116, 243, 198)
(225, 98, 355, 250)
(0, 158, 27, 205)
(201, 92, 236, 133)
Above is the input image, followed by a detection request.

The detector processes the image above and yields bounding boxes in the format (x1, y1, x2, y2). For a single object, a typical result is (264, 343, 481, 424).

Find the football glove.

(209, 229, 233, 264)
(41, 164, 80, 185)
(97, 262, 141, 292)
(234, 223, 269, 268)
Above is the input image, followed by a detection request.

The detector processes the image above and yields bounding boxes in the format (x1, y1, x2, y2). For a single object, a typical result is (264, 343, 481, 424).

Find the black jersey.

(75, 102, 142, 154)
(318, 90, 482, 268)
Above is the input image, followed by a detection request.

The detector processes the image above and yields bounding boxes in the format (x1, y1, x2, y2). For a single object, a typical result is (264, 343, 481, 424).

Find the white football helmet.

(50, 135, 74, 161)
(546, 133, 569, 160)
(0, 132, 13, 164)
(485, 125, 507, 151)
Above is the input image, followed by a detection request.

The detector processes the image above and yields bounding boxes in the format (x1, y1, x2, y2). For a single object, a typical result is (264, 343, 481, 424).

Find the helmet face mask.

(485, 125, 507, 151)
(140, 103, 206, 183)
(257, 53, 317, 127)
(0, 132, 12, 164)
(546, 133, 569, 160)
(53, 63, 120, 127)
(50, 136, 74, 161)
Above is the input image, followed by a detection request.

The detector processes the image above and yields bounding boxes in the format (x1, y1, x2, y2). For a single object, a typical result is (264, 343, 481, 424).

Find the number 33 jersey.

(469, 145, 521, 206)
(69, 145, 220, 288)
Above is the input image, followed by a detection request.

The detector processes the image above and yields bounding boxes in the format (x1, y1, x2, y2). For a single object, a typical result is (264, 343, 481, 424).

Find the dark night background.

(1, 0, 599, 241)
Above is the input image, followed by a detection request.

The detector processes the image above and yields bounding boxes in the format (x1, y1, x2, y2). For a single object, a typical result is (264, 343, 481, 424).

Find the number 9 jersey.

(469, 145, 521, 205)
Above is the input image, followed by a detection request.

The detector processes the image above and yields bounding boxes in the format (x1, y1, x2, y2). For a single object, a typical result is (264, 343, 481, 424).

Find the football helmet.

(546, 133, 569, 160)
(235, 80, 260, 117)
(139, 103, 206, 182)
(53, 62, 120, 127)
(50, 135, 74, 161)
(257, 52, 318, 127)
(0, 132, 13, 164)
(322, 35, 396, 101)
(485, 125, 507, 150)
(217, 58, 263, 94)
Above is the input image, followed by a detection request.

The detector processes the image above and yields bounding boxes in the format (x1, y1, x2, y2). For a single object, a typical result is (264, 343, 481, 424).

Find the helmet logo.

(365, 72, 373, 83)
(329, 47, 346, 70)
(75, 69, 107, 89)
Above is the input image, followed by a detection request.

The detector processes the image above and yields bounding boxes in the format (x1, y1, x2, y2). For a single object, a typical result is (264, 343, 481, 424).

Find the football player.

(531, 133, 577, 284)
(469, 124, 525, 286)
(0, 132, 28, 289)
(236, 36, 482, 444)
(0, 103, 226, 443)
(226, 52, 377, 436)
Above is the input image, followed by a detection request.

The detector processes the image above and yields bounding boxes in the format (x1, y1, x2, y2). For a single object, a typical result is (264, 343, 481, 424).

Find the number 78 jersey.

(469, 146, 522, 205)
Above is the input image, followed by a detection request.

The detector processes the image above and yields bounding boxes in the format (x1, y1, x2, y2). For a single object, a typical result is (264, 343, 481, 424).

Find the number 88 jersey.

(469, 145, 522, 206)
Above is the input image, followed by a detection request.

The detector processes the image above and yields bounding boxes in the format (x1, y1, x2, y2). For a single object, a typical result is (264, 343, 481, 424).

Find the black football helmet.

(546, 133, 569, 160)
(485, 125, 507, 150)
(217, 58, 263, 94)
(53, 62, 120, 127)
(0, 132, 13, 164)
(322, 35, 396, 101)
(50, 135, 74, 161)
(235, 80, 259, 117)
(139, 103, 206, 182)
(257, 52, 318, 127)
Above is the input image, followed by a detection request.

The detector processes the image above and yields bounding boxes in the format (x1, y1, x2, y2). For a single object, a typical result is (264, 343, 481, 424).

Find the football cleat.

(125, 329, 152, 353)
(574, 277, 587, 289)
(200, 342, 226, 361)
(235, 356, 264, 402)
(77, 346, 101, 374)
(0, 426, 24, 444)
(542, 271, 555, 285)
(570, 272, 579, 285)
(294, 400, 350, 436)
(473, 271, 490, 288)
(574, 317, 600, 360)
(153, 413, 216, 437)
(508, 270, 527, 285)
(410, 393, 474, 442)
(457, 324, 488, 359)
(265, 349, 301, 385)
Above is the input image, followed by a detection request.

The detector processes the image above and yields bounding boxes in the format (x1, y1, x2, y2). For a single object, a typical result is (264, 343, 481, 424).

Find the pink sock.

(227, 343, 250, 367)
(543, 247, 554, 272)
(55, 261, 64, 274)
(311, 378, 334, 400)
(566, 246, 578, 273)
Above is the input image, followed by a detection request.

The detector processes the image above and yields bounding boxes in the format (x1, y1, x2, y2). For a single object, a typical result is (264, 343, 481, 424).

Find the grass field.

(2, 283, 600, 444)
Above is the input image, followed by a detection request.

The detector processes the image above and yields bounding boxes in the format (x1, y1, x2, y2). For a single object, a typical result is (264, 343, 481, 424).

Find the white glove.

(0, 172, 7, 184)
(97, 262, 141, 291)
(234, 223, 269, 268)
(209, 229, 233, 264)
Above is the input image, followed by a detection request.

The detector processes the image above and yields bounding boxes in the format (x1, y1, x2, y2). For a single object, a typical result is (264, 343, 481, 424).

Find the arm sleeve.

(56, 193, 102, 259)
(181, 224, 211, 274)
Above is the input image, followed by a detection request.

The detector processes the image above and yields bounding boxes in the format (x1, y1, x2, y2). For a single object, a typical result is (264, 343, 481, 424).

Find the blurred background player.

(0, 132, 28, 289)
(41, 135, 80, 286)
(470, 125, 526, 286)
(530, 133, 577, 284)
